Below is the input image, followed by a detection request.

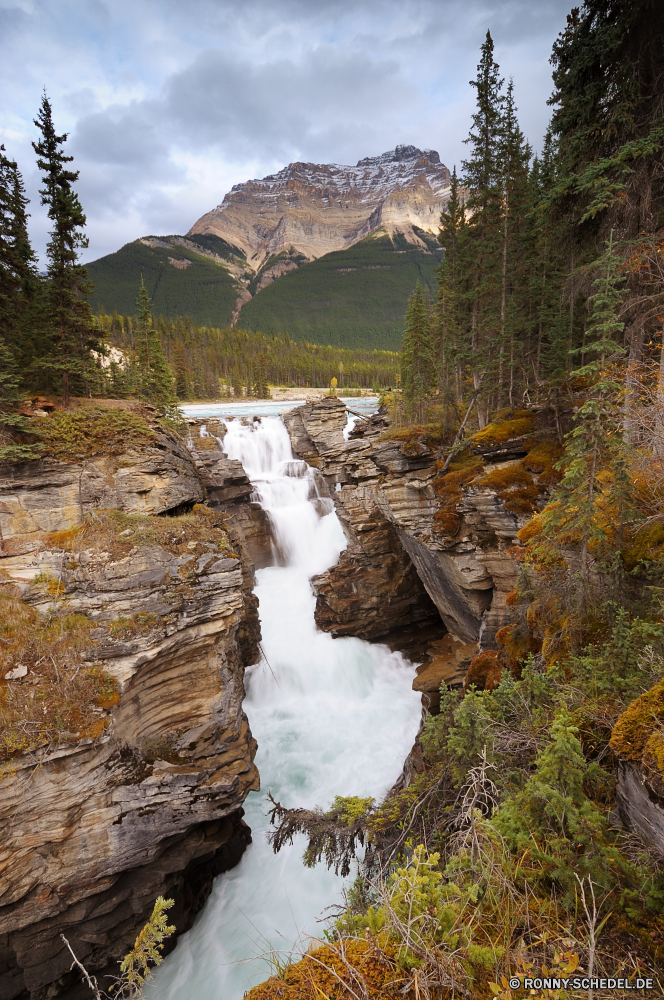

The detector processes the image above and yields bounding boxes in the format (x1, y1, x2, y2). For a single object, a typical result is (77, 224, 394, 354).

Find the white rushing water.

(154, 415, 422, 999)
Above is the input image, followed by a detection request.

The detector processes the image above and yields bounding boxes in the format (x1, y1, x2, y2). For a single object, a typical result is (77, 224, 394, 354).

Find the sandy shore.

(183, 388, 377, 407)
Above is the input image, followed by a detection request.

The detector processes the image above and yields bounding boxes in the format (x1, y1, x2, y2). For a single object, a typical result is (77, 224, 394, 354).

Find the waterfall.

(154, 415, 422, 999)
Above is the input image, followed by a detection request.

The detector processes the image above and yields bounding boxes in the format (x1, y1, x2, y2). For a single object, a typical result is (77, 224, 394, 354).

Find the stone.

(4, 663, 28, 680)
(0, 430, 261, 1000)
(189, 146, 451, 269)
(283, 398, 524, 664)
(186, 431, 273, 570)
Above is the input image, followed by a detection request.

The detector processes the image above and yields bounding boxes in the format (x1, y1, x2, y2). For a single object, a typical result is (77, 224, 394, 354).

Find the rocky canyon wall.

(0, 407, 268, 1000)
(283, 398, 528, 703)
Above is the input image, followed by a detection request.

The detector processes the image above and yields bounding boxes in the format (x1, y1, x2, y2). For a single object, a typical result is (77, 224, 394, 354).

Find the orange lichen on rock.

(610, 678, 664, 777)
(495, 624, 538, 676)
(522, 439, 564, 485)
(623, 521, 664, 570)
(431, 453, 483, 538)
(245, 939, 417, 1000)
(464, 649, 503, 691)
(478, 462, 541, 515)
(469, 408, 536, 448)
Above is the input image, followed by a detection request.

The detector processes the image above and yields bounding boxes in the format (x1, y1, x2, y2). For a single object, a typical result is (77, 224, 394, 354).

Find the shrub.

(35, 407, 155, 462)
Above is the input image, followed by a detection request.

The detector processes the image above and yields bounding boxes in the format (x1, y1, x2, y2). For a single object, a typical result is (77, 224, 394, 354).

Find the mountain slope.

(86, 145, 449, 348)
(238, 229, 442, 350)
(189, 145, 450, 267)
(87, 235, 247, 325)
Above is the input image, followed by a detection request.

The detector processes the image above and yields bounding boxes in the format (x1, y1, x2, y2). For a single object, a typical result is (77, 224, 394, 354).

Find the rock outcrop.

(186, 422, 273, 569)
(0, 418, 261, 1000)
(189, 146, 451, 268)
(611, 678, 664, 856)
(283, 398, 533, 697)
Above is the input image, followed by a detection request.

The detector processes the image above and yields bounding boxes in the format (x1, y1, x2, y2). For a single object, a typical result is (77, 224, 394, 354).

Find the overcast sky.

(0, 0, 573, 265)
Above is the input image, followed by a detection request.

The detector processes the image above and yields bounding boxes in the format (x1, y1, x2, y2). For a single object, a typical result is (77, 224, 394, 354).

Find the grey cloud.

(161, 48, 415, 162)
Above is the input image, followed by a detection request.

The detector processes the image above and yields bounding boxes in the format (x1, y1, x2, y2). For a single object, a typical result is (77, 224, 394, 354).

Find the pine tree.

(253, 352, 270, 398)
(32, 93, 102, 405)
(436, 167, 469, 408)
(0, 147, 40, 371)
(541, 235, 630, 583)
(134, 278, 177, 414)
(461, 31, 506, 425)
(0, 337, 42, 462)
(401, 283, 435, 418)
(496, 79, 531, 405)
(171, 340, 191, 399)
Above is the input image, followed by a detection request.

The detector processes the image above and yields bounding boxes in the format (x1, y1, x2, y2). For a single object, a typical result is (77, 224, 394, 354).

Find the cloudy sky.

(0, 0, 572, 265)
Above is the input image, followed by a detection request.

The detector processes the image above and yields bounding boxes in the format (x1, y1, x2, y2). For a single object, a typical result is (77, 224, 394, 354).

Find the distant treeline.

(98, 312, 399, 398)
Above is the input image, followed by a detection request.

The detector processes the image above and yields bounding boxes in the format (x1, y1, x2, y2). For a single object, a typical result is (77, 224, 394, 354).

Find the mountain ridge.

(188, 144, 450, 268)
(86, 145, 449, 348)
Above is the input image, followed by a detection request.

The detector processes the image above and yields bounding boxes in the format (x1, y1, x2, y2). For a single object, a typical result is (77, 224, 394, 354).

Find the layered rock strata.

(0, 421, 261, 1000)
(189, 146, 451, 268)
(284, 398, 526, 693)
(186, 421, 273, 569)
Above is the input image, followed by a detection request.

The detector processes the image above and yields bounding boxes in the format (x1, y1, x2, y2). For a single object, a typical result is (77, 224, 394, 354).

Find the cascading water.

(154, 415, 422, 999)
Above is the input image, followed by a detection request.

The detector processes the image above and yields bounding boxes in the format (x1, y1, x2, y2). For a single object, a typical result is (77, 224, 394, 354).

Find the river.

(154, 408, 422, 998)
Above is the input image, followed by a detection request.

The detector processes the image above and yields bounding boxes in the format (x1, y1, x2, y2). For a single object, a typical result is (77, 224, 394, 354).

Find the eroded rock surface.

(189, 146, 451, 267)
(284, 399, 526, 697)
(186, 424, 273, 569)
(0, 425, 204, 559)
(0, 434, 260, 1000)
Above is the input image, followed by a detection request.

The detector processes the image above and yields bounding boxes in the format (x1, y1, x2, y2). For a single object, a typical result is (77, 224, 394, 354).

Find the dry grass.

(0, 586, 118, 762)
(46, 504, 236, 564)
(1, 506, 236, 763)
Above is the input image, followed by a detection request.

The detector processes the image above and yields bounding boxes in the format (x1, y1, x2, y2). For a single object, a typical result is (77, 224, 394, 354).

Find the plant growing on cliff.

(61, 897, 175, 1000)
(115, 896, 175, 998)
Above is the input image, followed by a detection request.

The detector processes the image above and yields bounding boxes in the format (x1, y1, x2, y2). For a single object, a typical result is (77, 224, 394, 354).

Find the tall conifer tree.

(33, 93, 101, 404)
(461, 30, 505, 424)
(401, 283, 435, 417)
(134, 278, 177, 413)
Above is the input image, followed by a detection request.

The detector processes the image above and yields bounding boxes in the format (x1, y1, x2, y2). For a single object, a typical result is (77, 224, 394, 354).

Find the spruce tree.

(401, 283, 435, 418)
(0, 147, 40, 371)
(541, 235, 630, 583)
(436, 167, 469, 408)
(0, 337, 42, 462)
(32, 94, 102, 405)
(496, 79, 531, 404)
(134, 278, 177, 413)
(253, 352, 270, 398)
(461, 31, 506, 424)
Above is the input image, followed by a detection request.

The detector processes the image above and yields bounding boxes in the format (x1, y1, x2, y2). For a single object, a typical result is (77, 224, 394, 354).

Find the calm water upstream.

(153, 410, 422, 999)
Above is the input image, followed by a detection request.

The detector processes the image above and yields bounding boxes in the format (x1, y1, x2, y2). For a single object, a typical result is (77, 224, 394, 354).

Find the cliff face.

(189, 146, 451, 268)
(0, 416, 261, 1000)
(186, 420, 273, 569)
(611, 678, 664, 857)
(283, 398, 525, 694)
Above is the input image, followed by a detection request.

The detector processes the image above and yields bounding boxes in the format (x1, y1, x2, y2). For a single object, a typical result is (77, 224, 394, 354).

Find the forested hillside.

(86, 227, 441, 350)
(99, 312, 399, 398)
(237, 229, 441, 350)
(86, 234, 241, 326)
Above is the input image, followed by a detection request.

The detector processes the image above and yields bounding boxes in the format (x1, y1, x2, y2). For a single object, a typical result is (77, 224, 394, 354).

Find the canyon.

(3, 397, 663, 1000)
(0, 406, 269, 1000)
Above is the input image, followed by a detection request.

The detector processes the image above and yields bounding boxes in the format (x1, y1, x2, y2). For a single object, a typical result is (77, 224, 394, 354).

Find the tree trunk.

(622, 320, 644, 444)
